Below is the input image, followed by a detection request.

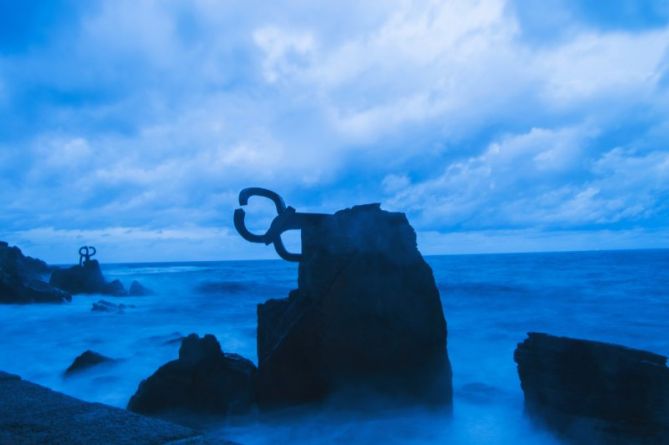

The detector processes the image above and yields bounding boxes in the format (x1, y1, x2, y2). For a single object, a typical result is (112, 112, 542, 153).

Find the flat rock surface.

(0, 371, 208, 445)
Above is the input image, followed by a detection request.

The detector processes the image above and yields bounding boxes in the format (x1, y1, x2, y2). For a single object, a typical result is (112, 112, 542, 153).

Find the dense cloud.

(0, 0, 668, 262)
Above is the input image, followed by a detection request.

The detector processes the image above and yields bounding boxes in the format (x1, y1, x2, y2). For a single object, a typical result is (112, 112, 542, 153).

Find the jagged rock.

(0, 241, 71, 303)
(65, 350, 114, 375)
(128, 280, 153, 296)
(49, 260, 127, 296)
(128, 334, 257, 417)
(91, 299, 135, 313)
(515, 332, 669, 443)
(104, 279, 127, 296)
(256, 204, 451, 407)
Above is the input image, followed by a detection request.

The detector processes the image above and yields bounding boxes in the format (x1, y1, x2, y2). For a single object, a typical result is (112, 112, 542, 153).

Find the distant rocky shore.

(0, 241, 70, 303)
(0, 241, 150, 303)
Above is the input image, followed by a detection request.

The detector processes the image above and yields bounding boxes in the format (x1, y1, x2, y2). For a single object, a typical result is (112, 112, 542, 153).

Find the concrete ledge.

(0, 371, 207, 445)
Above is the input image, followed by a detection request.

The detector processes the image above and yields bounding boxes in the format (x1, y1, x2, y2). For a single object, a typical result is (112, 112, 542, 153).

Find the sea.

(1, 249, 668, 444)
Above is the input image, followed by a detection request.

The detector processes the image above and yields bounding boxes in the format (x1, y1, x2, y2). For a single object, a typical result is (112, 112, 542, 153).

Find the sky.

(1, 0, 668, 263)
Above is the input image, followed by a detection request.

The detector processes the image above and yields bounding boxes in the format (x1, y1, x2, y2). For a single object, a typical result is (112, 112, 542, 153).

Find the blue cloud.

(0, 0, 668, 262)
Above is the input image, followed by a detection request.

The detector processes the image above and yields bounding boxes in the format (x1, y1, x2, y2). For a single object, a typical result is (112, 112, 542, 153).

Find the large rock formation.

(0, 241, 71, 303)
(257, 204, 451, 406)
(50, 260, 127, 296)
(515, 332, 669, 443)
(128, 334, 257, 417)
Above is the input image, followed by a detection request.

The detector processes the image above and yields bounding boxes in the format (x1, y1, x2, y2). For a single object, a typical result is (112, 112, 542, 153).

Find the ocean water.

(1, 249, 668, 444)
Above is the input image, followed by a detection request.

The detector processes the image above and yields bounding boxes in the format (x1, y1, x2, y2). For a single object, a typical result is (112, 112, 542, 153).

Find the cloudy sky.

(1, 0, 668, 263)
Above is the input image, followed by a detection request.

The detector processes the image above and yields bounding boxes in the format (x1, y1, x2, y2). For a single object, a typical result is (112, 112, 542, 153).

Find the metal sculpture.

(78, 246, 96, 266)
(233, 187, 326, 262)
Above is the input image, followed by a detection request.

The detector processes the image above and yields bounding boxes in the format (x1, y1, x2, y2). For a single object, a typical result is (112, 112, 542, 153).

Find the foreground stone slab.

(514, 332, 669, 444)
(0, 371, 206, 444)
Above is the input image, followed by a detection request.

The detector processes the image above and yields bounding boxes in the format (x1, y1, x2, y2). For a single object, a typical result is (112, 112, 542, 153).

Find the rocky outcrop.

(49, 260, 127, 296)
(515, 332, 669, 443)
(65, 350, 114, 375)
(256, 204, 451, 407)
(128, 280, 153, 296)
(128, 334, 257, 417)
(0, 241, 71, 303)
(92, 300, 135, 313)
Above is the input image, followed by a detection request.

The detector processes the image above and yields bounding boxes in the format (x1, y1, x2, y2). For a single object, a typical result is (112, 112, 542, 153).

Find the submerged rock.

(256, 204, 451, 407)
(515, 332, 669, 443)
(195, 281, 247, 295)
(65, 350, 114, 375)
(91, 299, 135, 313)
(128, 334, 257, 417)
(0, 241, 71, 303)
(128, 280, 153, 296)
(49, 260, 127, 296)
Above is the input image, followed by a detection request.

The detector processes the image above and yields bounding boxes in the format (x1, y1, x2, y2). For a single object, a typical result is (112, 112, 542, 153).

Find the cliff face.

(257, 204, 452, 406)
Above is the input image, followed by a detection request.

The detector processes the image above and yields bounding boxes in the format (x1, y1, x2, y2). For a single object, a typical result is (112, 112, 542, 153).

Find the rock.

(128, 333, 257, 417)
(195, 281, 246, 295)
(0, 370, 204, 444)
(128, 280, 153, 296)
(104, 279, 127, 296)
(92, 299, 135, 313)
(514, 332, 669, 442)
(256, 204, 451, 407)
(0, 241, 71, 303)
(50, 260, 127, 296)
(65, 350, 114, 375)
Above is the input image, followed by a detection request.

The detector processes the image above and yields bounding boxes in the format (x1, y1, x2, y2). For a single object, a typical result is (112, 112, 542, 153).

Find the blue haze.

(0, 250, 667, 443)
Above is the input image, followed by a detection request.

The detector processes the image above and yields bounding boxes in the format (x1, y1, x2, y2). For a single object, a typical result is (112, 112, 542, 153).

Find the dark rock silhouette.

(253, 203, 452, 406)
(195, 281, 247, 295)
(65, 350, 114, 375)
(0, 241, 71, 303)
(92, 299, 135, 313)
(127, 334, 257, 418)
(50, 259, 127, 296)
(515, 332, 669, 443)
(128, 280, 153, 296)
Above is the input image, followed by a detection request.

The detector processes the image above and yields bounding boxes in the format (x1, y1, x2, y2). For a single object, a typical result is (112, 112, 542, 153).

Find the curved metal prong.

(273, 233, 302, 262)
(89, 246, 96, 258)
(238, 187, 286, 214)
(78, 246, 87, 266)
(234, 208, 270, 244)
(233, 187, 316, 262)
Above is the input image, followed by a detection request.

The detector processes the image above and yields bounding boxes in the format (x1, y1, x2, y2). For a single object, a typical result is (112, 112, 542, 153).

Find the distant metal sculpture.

(78, 246, 97, 266)
(233, 187, 326, 262)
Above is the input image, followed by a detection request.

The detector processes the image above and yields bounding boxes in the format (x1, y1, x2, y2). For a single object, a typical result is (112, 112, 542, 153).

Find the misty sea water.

(1, 249, 668, 444)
